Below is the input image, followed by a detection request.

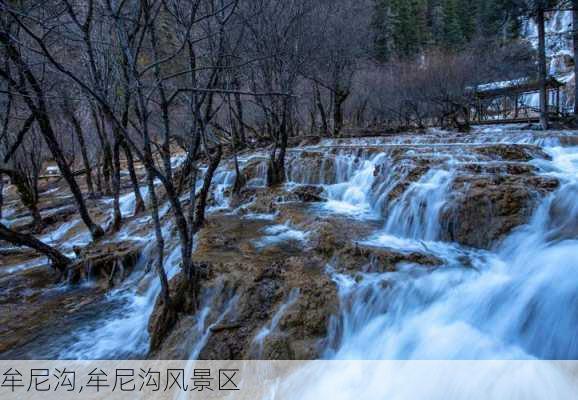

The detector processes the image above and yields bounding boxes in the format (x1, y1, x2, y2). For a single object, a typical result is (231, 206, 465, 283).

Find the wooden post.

(537, 8, 549, 130)
(476, 98, 481, 122)
(556, 87, 560, 115)
(573, 0, 578, 114)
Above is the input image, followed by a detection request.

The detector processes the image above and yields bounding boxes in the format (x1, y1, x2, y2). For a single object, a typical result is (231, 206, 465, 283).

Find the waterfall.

(3, 126, 578, 380)
(383, 169, 454, 241)
(319, 142, 578, 361)
(56, 221, 182, 359)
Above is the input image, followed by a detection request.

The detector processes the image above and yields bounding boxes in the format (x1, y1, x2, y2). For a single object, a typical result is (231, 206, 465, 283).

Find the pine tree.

(456, 0, 476, 42)
(369, 0, 531, 59)
(371, 0, 391, 62)
(442, 0, 465, 48)
(391, 0, 415, 57)
(391, 0, 429, 59)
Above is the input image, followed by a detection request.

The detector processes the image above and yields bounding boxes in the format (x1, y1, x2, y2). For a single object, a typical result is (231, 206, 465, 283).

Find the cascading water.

(57, 225, 182, 359)
(257, 135, 578, 399)
(3, 124, 578, 400)
(318, 140, 578, 362)
(322, 153, 388, 218)
(383, 168, 454, 241)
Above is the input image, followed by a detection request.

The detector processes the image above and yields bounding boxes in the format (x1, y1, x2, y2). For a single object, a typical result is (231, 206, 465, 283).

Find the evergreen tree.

(391, 0, 419, 57)
(456, 0, 476, 42)
(371, 0, 391, 62)
(369, 0, 533, 60)
(442, 0, 465, 48)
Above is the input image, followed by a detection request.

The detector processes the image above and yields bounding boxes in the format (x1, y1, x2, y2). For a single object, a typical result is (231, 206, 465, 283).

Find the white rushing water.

(2, 124, 578, 400)
(48, 129, 578, 365)
(306, 136, 578, 359)
(253, 223, 309, 249)
(262, 133, 578, 398)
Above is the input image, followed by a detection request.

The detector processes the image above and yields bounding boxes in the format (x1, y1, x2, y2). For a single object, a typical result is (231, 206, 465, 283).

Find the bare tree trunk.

(1, 167, 42, 232)
(573, 0, 578, 115)
(0, 35, 103, 239)
(185, 162, 199, 303)
(232, 77, 246, 145)
(68, 110, 95, 198)
(267, 100, 289, 187)
(145, 167, 171, 306)
(0, 222, 70, 272)
(111, 136, 122, 232)
(315, 84, 329, 135)
(0, 173, 4, 219)
(91, 107, 112, 196)
(232, 143, 245, 196)
(95, 155, 103, 195)
(121, 141, 145, 215)
(38, 115, 104, 239)
(101, 147, 113, 196)
(193, 145, 222, 230)
(333, 88, 348, 136)
(537, 8, 549, 130)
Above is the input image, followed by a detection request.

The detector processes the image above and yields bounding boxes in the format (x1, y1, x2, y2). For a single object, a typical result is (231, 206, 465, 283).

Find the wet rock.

(198, 263, 286, 360)
(559, 135, 578, 146)
(473, 144, 551, 162)
(545, 184, 578, 241)
(286, 152, 337, 184)
(239, 186, 304, 214)
(307, 221, 344, 255)
(241, 158, 268, 184)
(441, 174, 560, 249)
(261, 333, 294, 359)
(148, 297, 179, 355)
(337, 243, 443, 273)
(151, 253, 338, 360)
(229, 186, 259, 210)
(148, 269, 215, 356)
(296, 136, 322, 147)
(290, 185, 326, 203)
(380, 165, 430, 203)
(277, 268, 339, 359)
(462, 162, 536, 176)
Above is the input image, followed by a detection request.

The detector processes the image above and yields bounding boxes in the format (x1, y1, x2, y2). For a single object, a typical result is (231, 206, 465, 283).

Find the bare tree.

(1, 124, 46, 232)
(239, 0, 312, 185)
(304, 0, 372, 136)
(0, 7, 104, 239)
